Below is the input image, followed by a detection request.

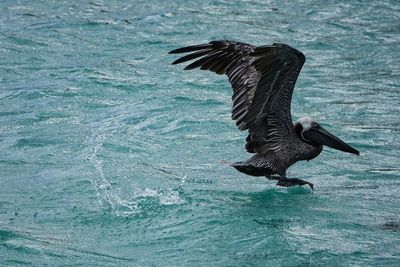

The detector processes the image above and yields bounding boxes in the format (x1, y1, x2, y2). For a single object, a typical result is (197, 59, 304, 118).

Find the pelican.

(169, 40, 359, 189)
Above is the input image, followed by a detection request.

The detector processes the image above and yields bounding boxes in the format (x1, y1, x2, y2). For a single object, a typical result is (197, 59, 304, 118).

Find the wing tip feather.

(169, 44, 211, 54)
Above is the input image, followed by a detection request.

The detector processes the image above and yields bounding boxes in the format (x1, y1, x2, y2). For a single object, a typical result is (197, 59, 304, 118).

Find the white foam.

(159, 189, 184, 205)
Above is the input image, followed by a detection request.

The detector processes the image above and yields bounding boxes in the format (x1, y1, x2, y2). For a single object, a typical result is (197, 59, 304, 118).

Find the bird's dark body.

(169, 40, 359, 188)
(232, 144, 323, 177)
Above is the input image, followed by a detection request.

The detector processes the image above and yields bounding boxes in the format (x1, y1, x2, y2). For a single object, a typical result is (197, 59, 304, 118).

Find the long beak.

(303, 126, 359, 155)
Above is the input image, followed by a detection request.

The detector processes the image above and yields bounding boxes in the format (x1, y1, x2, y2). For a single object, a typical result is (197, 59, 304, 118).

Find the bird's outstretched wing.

(169, 40, 305, 154)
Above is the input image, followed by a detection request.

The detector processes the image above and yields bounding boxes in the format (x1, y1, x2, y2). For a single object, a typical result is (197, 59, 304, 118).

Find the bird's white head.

(296, 117, 316, 132)
(295, 117, 318, 141)
(294, 117, 359, 155)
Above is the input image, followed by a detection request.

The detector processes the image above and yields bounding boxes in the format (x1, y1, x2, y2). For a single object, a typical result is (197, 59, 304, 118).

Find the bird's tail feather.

(231, 159, 273, 177)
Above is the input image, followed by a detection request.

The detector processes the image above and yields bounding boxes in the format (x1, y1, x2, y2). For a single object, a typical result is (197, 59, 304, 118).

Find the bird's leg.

(275, 176, 314, 190)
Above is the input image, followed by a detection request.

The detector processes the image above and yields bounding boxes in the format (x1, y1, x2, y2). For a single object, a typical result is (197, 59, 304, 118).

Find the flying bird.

(169, 40, 359, 189)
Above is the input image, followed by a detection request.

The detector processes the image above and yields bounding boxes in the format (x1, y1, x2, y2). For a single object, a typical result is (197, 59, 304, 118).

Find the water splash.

(84, 122, 185, 216)
(85, 128, 140, 216)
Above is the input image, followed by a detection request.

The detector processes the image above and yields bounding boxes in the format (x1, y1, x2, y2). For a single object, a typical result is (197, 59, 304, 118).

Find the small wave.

(0, 227, 135, 264)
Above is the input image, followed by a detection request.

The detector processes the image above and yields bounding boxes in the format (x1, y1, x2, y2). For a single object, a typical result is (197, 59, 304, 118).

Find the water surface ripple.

(1, 0, 399, 265)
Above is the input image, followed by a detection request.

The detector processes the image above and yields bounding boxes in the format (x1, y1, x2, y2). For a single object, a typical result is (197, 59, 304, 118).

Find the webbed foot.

(275, 177, 314, 190)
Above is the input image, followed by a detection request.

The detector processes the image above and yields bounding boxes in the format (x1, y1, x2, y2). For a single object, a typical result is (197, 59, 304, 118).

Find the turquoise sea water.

(1, 0, 399, 265)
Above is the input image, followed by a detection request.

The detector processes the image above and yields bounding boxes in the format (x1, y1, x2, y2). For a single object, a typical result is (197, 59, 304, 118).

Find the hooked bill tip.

(347, 147, 359, 156)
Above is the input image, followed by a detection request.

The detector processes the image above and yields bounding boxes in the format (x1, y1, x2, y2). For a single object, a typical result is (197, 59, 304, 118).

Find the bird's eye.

(312, 122, 318, 127)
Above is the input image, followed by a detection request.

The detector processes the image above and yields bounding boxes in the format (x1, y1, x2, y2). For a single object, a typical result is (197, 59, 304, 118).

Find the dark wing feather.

(169, 40, 305, 154)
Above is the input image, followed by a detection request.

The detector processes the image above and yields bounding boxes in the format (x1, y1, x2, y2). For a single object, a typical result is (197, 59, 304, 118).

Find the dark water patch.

(0, 229, 20, 242)
(379, 221, 400, 232)
(89, 1, 104, 7)
(13, 137, 59, 148)
(21, 12, 40, 17)
(0, 111, 31, 117)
